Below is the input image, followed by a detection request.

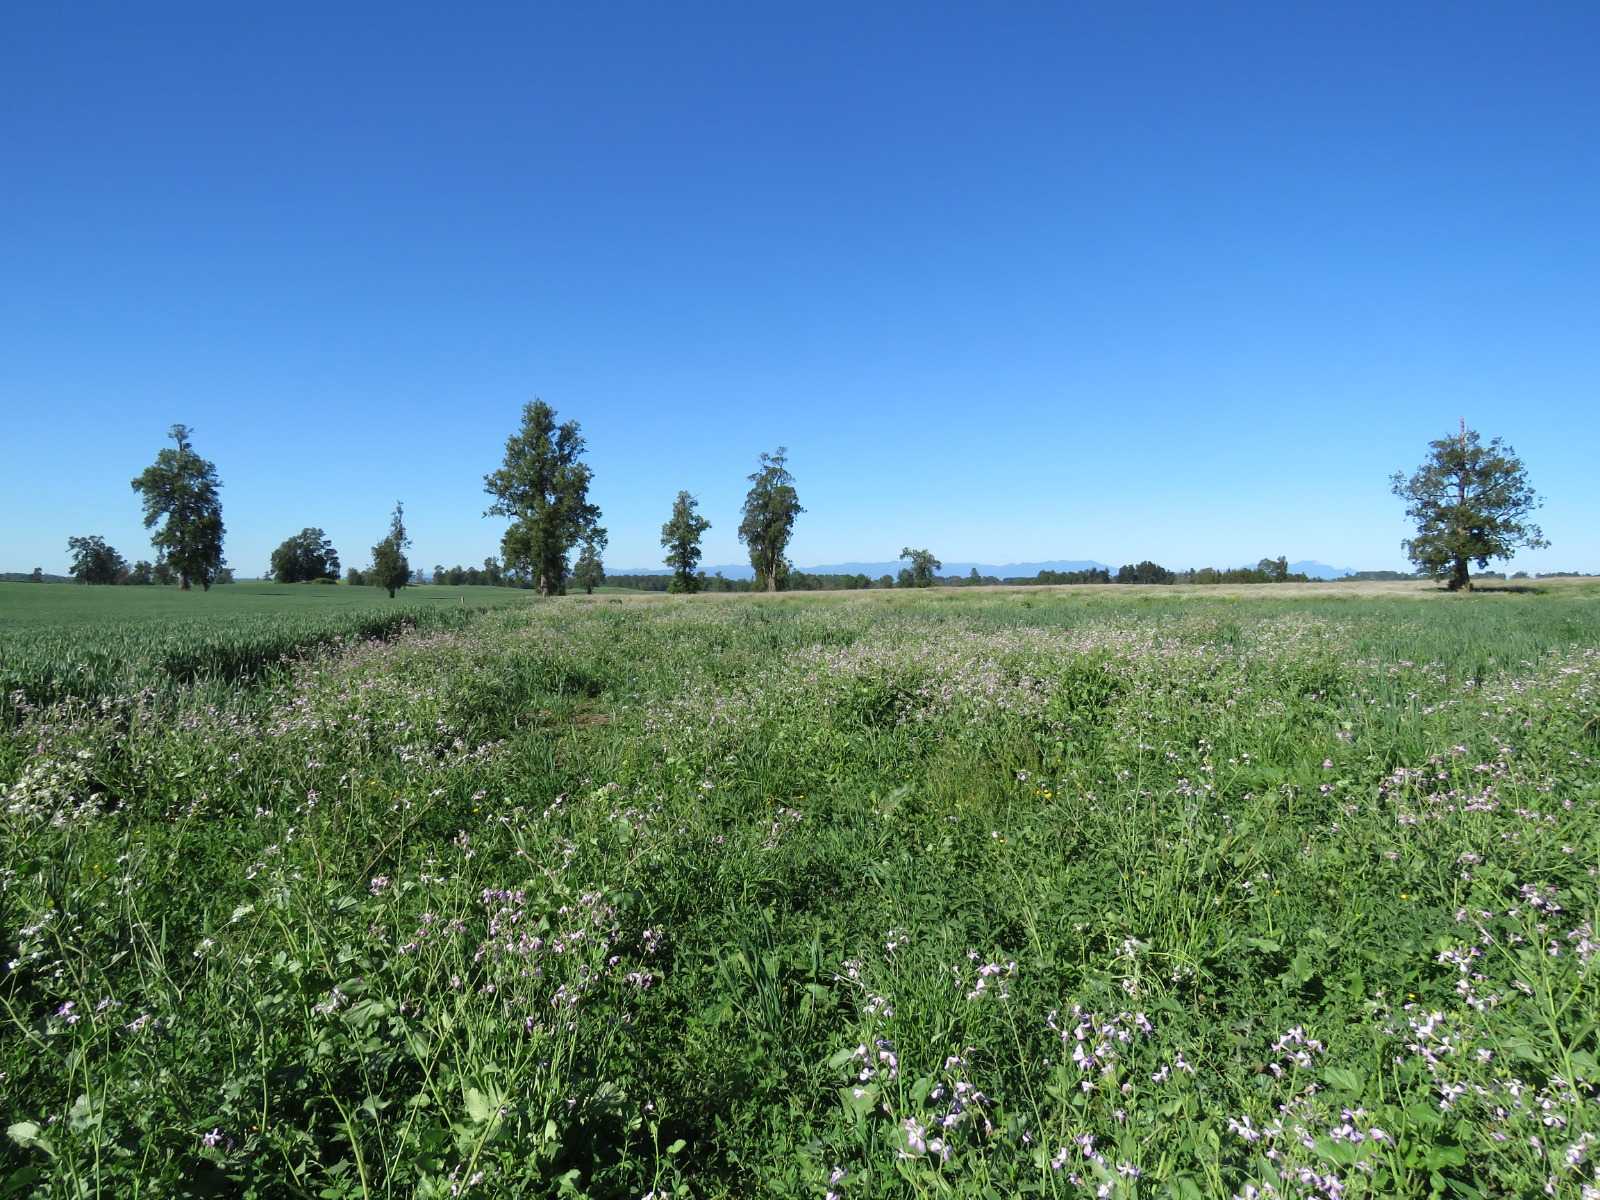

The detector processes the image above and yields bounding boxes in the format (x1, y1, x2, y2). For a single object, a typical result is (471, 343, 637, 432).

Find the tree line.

(52, 410, 1550, 595)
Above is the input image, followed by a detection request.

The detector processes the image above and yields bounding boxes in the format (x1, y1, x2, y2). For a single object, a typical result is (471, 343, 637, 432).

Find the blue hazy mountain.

(1287, 561, 1356, 580)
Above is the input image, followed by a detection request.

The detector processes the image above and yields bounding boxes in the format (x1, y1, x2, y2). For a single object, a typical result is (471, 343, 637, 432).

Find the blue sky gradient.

(4, 3, 1597, 576)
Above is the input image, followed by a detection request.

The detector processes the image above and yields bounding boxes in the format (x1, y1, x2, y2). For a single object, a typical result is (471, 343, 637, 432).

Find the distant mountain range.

(611, 559, 1358, 580)
(1287, 561, 1357, 580)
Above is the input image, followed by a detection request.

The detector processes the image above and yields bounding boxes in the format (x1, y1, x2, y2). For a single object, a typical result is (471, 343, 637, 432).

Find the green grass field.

(2, 583, 1598, 1197)
(0, 581, 536, 627)
(0, 583, 538, 720)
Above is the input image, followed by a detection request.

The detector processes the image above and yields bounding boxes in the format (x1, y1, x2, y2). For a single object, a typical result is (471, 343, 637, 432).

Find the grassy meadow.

(2, 581, 1598, 1198)
(0, 582, 538, 721)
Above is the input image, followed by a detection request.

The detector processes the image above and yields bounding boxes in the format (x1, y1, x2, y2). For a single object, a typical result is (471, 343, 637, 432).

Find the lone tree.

(661, 491, 712, 593)
(130, 424, 225, 590)
(66, 535, 127, 584)
(485, 400, 603, 596)
(270, 528, 341, 583)
(370, 501, 412, 598)
(1391, 422, 1548, 591)
(898, 547, 942, 588)
(738, 447, 803, 593)
(573, 534, 606, 595)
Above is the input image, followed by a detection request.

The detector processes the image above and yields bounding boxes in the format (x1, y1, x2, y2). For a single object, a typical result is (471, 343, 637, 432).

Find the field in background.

(0, 583, 537, 719)
(0, 581, 536, 627)
(2, 584, 1598, 1197)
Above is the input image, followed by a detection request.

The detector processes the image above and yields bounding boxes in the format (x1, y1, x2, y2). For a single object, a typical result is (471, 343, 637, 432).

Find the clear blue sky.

(4, 2, 1597, 576)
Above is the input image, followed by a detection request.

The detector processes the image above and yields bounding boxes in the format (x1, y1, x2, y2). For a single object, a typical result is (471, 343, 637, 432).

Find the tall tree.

(270, 528, 342, 583)
(1391, 422, 1548, 591)
(661, 491, 712, 593)
(66, 536, 127, 585)
(573, 533, 607, 595)
(738, 447, 803, 593)
(484, 400, 603, 597)
(898, 547, 942, 588)
(370, 501, 412, 598)
(29, 567, 43, 583)
(130, 424, 225, 591)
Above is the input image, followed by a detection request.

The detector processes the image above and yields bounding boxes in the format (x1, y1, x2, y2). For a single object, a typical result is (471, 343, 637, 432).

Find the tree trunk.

(766, 573, 777, 593)
(1448, 558, 1471, 592)
(180, 574, 191, 591)
(388, 586, 396, 598)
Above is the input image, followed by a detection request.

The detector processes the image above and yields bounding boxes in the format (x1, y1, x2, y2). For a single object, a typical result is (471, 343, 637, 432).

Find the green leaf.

(463, 1088, 495, 1125)
(1322, 1066, 1365, 1093)
(6, 1122, 44, 1151)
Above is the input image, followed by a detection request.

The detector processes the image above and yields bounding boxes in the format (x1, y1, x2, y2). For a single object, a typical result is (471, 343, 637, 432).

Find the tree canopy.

(370, 502, 412, 598)
(738, 447, 803, 593)
(484, 400, 603, 597)
(573, 536, 606, 595)
(129, 424, 225, 590)
(1391, 423, 1548, 590)
(898, 547, 942, 588)
(661, 491, 712, 593)
(270, 528, 341, 583)
(66, 535, 127, 585)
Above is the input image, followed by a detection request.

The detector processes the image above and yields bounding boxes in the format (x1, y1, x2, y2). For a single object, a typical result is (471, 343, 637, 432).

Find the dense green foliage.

(739, 447, 803, 592)
(573, 539, 606, 595)
(271, 528, 342, 584)
(1392, 425, 1548, 591)
(484, 401, 604, 596)
(370, 503, 412, 599)
(2, 583, 1597, 1197)
(64, 536, 127, 585)
(431, 560, 508, 589)
(129, 424, 226, 591)
(898, 548, 942, 588)
(661, 492, 712, 593)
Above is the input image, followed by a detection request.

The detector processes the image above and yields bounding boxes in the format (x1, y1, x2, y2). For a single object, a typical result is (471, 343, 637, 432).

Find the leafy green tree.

(661, 491, 712, 593)
(66, 535, 127, 585)
(1255, 556, 1290, 582)
(484, 400, 604, 597)
(370, 501, 412, 598)
(127, 560, 155, 585)
(573, 534, 607, 594)
(345, 566, 367, 587)
(29, 567, 43, 583)
(270, 528, 341, 583)
(738, 447, 803, 593)
(898, 547, 942, 588)
(130, 424, 225, 590)
(1391, 423, 1548, 591)
(1115, 561, 1176, 585)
